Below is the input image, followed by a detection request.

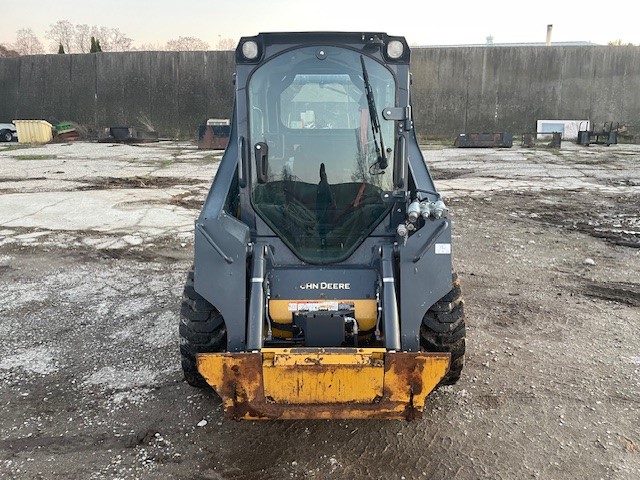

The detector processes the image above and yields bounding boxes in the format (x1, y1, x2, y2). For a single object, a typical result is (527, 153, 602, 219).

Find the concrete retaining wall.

(1, 46, 639, 139)
(0, 51, 235, 138)
(411, 46, 640, 138)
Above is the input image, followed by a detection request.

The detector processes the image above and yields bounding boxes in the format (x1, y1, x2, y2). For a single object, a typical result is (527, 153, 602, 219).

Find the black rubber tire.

(420, 272, 466, 386)
(1, 130, 13, 142)
(179, 268, 226, 388)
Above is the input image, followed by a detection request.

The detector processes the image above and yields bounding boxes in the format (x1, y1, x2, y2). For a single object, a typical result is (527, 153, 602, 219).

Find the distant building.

(420, 41, 599, 48)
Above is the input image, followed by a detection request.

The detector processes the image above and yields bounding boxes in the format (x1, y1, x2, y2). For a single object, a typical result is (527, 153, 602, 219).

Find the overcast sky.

(3, 0, 639, 49)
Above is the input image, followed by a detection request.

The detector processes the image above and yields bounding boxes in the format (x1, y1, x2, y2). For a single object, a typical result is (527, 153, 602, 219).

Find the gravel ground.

(0, 141, 638, 480)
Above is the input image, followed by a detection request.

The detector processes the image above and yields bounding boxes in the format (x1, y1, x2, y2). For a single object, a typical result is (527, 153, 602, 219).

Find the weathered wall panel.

(149, 52, 180, 136)
(42, 54, 72, 123)
(175, 52, 209, 137)
(204, 51, 235, 125)
(69, 55, 96, 125)
(0, 57, 20, 120)
(14, 56, 46, 119)
(96, 53, 127, 126)
(120, 52, 152, 130)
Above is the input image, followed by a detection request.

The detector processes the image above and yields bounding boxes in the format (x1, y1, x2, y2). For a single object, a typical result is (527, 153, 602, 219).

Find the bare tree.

(105, 28, 132, 52)
(43, 20, 133, 53)
(608, 39, 635, 46)
(132, 42, 164, 51)
(13, 28, 45, 55)
(166, 36, 209, 51)
(90, 26, 110, 51)
(109, 29, 133, 52)
(90, 25, 133, 52)
(0, 44, 20, 57)
(74, 24, 91, 53)
(216, 37, 236, 51)
(46, 20, 75, 53)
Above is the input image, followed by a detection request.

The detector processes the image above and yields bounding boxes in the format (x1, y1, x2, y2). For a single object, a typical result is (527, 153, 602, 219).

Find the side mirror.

(254, 142, 268, 184)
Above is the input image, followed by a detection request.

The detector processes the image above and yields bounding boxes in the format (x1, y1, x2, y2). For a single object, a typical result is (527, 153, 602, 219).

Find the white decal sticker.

(297, 303, 318, 312)
(318, 302, 339, 311)
(292, 301, 340, 312)
(435, 243, 451, 255)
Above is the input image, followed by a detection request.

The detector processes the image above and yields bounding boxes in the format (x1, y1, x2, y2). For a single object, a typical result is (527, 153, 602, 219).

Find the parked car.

(0, 123, 18, 142)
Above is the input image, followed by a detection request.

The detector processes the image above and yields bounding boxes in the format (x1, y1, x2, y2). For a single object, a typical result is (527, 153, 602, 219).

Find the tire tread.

(421, 273, 466, 386)
(179, 268, 226, 388)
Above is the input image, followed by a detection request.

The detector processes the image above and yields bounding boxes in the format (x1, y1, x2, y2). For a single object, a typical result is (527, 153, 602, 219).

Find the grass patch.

(14, 154, 58, 161)
(200, 153, 221, 163)
(0, 144, 44, 152)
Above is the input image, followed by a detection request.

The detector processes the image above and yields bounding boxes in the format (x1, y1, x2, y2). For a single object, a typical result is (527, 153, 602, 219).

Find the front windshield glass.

(249, 46, 396, 264)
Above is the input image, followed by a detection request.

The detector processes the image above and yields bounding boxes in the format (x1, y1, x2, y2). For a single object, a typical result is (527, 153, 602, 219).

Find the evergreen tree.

(95, 39, 102, 52)
(90, 36, 97, 53)
(57, 43, 65, 54)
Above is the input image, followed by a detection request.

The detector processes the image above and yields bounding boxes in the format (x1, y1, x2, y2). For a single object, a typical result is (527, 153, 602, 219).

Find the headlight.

(386, 40, 404, 59)
(241, 40, 259, 60)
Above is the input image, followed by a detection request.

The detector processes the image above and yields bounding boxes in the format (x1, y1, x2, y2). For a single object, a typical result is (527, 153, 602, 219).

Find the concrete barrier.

(411, 45, 640, 139)
(1, 46, 639, 140)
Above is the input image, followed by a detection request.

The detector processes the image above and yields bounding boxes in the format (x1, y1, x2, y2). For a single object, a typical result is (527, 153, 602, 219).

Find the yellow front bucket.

(197, 348, 450, 420)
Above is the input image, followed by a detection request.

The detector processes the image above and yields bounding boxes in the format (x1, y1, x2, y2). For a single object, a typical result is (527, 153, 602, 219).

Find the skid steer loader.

(179, 32, 466, 420)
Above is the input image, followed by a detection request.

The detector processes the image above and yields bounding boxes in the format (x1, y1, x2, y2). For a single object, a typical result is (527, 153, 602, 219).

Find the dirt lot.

(0, 141, 638, 479)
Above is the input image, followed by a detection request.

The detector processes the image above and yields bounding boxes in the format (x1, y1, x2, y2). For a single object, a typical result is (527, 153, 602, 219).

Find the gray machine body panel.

(398, 128, 453, 351)
(194, 117, 250, 352)
(399, 218, 452, 351)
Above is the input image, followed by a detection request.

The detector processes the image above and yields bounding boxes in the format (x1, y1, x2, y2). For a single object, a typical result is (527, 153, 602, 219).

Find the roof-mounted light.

(386, 40, 404, 59)
(241, 40, 259, 60)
